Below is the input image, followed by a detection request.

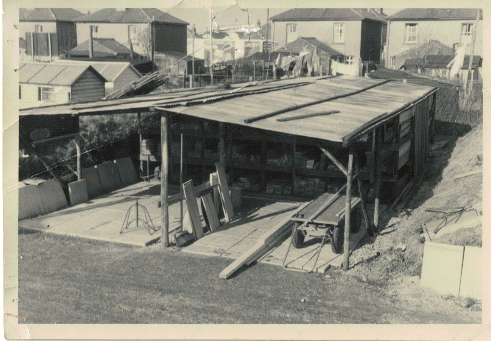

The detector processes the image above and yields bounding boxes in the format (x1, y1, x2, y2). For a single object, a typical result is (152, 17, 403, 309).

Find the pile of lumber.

(180, 163, 234, 240)
(105, 69, 172, 100)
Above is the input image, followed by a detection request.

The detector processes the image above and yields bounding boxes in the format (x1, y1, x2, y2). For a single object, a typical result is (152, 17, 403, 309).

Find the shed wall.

(70, 69, 106, 103)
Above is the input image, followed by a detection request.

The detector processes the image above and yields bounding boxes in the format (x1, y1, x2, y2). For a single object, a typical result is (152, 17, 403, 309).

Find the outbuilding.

(19, 62, 107, 108)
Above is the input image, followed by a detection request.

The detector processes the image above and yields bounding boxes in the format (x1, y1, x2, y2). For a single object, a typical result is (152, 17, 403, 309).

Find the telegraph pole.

(209, 8, 214, 85)
(192, 24, 196, 88)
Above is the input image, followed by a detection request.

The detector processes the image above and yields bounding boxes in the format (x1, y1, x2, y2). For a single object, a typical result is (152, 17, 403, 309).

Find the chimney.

(88, 25, 94, 59)
(379, 8, 384, 15)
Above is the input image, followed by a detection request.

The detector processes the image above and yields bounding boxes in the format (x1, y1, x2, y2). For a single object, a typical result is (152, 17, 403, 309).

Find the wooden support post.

(137, 113, 143, 173)
(373, 128, 381, 230)
(354, 150, 372, 236)
(343, 146, 354, 270)
(219, 123, 225, 164)
(160, 112, 170, 247)
(180, 133, 184, 231)
(75, 135, 82, 181)
(429, 92, 436, 144)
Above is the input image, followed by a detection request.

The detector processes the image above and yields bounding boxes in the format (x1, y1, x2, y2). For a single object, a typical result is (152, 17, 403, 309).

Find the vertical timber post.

(75, 135, 82, 181)
(343, 146, 354, 270)
(137, 112, 143, 174)
(219, 123, 225, 164)
(160, 111, 170, 247)
(373, 127, 381, 229)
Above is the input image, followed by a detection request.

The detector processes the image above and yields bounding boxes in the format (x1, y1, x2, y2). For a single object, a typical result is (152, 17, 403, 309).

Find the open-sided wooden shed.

(19, 76, 437, 269)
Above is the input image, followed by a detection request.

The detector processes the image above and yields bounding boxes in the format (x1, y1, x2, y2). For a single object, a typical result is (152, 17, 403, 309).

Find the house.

(271, 8, 386, 64)
(19, 62, 106, 108)
(75, 8, 188, 61)
(67, 38, 135, 59)
(19, 8, 83, 62)
(55, 60, 142, 96)
(403, 54, 482, 81)
(385, 9, 483, 69)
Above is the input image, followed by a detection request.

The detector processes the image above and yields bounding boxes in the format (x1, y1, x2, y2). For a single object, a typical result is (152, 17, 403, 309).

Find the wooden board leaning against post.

(201, 192, 220, 231)
(215, 163, 234, 222)
(182, 180, 204, 239)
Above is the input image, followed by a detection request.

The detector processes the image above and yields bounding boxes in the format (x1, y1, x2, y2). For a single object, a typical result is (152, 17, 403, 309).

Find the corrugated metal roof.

(387, 8, 482, 21)
(19, 63, 106, 86)
(20, 8, 83, 22)
(19, 77, 436, 145)
(69, 38, 132, 58)
(75, 8, 188, 25)
(271, 8, 386, 22)
(276, 37, 344, 57)
(55, 60, 142, 81)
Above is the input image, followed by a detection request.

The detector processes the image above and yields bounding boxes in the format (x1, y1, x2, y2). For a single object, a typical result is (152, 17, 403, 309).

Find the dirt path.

(18, 231, 480, 324)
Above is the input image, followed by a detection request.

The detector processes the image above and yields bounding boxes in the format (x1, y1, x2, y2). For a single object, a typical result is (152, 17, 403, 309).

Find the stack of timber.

(105, 69, 172, 100)
(180, 163, 235, 240)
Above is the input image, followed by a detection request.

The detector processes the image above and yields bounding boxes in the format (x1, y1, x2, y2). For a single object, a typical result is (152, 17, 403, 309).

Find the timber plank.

(215, 163, 234, 222)
(183, 180, 204, 239)
(201, 193, 220, 231)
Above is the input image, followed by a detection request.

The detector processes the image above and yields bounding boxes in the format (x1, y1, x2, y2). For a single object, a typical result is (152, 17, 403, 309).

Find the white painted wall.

(19, 83, 71, 109)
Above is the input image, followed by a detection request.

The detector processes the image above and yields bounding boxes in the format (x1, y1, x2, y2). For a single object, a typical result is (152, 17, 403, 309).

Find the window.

(68, 92, 71, 102)
(334, 23, 345, 43)
(286, 23, 297, 43)
(34, 25, 43, 32)
(129, 25, 139, 45)
(38, 87, 54, 101)
(405, 23, 418, 44)
(461, 23, 473, 44)
(91, 25, 98, 34)
(345, 56, 355, 65)
(19, 85, 21, 99)
(390, 56, 396, 69)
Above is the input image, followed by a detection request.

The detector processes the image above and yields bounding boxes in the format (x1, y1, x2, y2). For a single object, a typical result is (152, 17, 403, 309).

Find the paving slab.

(115, 157, 139, 186)
(97, 161, 123, 192)
(38, 179, 68, 213)
(18, 184, 45, 220)
(459, 246, 482, 300)
(68, 179, 89, 205)
(421, 242, 464, 296)
(81, 166, 104, 198)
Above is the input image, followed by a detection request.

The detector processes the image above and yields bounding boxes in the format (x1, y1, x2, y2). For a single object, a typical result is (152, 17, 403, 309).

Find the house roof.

(19, 63, 106, 86)
(75, 8, 188, 25)
(54, 60, 142, 81)
(394, 39, 455, 60)
(19, 77, 436, 146)
(387, 8, 482, 21)
(275, 37, 344, 57)
(404, 55, 482, 69)
(271, 8, 386, 22)
(19, 8, 83, 22)
(155, 51, 204, 62)
(69, 38, 132, 58)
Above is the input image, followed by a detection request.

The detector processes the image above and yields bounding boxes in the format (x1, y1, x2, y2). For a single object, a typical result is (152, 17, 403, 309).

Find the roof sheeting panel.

(49, 65, 91, 86)
(19, 63, 45, 83)
(27, 64, 68, 85)
(19, 63, 104, 86)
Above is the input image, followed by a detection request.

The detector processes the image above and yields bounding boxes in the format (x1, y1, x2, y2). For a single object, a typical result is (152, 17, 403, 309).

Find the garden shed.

(19, 76, 437, 270)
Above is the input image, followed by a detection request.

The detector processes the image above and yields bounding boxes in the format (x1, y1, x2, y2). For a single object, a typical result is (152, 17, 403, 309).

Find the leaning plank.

(182, 180, 204, 239)
(201, 193, 220, 231)
(219, 201, 310, 279)
(215, 163, 234, 222)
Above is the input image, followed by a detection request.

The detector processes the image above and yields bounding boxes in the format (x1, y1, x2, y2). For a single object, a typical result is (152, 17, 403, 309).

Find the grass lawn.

(19, 230, 480, 324)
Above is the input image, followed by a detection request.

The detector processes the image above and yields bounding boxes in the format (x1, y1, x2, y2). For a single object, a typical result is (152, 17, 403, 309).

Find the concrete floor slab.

(19, 182, 174, 247)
